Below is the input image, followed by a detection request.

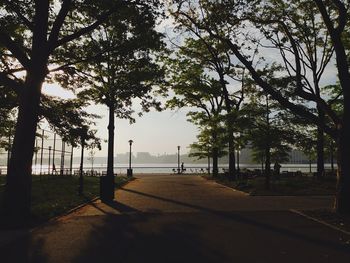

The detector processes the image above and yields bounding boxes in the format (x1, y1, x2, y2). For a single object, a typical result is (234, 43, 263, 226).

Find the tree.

(243, 84, 295, 188)
(170, 0, 350, 213)
(255, 0, 335, 179)
(164, 42, 228, 176)
(40, 96, 101, 147)
(76, 125, 101, 196)
(77, 9, 164, 200)
(189, 126, 227, 176)
(0, 0, 162, 219)
(164, 36, 245, 179)
(88, 148, 96, 173)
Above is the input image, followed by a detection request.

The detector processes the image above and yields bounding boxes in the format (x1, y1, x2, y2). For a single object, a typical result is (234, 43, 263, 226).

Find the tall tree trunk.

(227, 121, 236, 180)
(106, 103, 115, 199)
(207, 155, 210, 175)
(309, 158, 312, 174)
(335, 104, 350, 213)
(265, 144, 271, 190)
(330, 140, 334, 175)
(265, 95, 271, 190)
(4, 75, 43, 220)
(219, 73, 236, 180)
(212, 147, 219, 177)
(314, 0, 350, 213)
(107, 104, 115, 178)
(78, 139, 84, 196)
(316, 107, 325, 179)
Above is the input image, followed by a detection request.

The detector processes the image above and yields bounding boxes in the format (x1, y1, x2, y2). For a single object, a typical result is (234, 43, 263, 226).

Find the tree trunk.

(330, 141, 334, 175)
(3, 74, 43, 221)
(316, 126, 325, 178)
(212, 147, 219, 177)
(335, 107, 350, 213)
(107, 102, 115, 190)
(265, 144, 271, 190)
(78, 139, 84, 196)
(207, 155, 210, 175)
(316, 107, 325, 179)
(219, 72, 236, 180)
(107, 104, 115, 177)
(228, 124, 236, 180)
(265, 94, 271, 190)
(309, 158, 312, 174)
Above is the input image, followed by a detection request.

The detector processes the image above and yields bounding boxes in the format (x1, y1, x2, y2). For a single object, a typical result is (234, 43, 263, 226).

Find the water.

(0, 163, 337, 175)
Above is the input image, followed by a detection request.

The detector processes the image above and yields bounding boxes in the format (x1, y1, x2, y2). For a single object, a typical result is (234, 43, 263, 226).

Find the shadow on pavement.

(1, 186, 349, 262)
(70, 214, 228, 263)
(119, 187, 350, 254)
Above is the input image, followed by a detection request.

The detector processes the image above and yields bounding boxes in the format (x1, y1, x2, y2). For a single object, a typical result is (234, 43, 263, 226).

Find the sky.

(86, 104, 199, 157)
(42, 83, 199, 157)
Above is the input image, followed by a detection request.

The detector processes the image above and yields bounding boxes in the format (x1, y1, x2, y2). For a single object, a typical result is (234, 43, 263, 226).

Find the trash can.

(100, 175, 115, 202)
(127, 168, 133, 177)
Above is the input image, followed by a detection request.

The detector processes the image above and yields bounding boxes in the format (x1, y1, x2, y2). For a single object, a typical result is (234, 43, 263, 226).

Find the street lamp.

(78, 136, 85, 196)
(177, 145, 180, 174)
(127, 139, 134, 177)
(48, 146, 52, 175)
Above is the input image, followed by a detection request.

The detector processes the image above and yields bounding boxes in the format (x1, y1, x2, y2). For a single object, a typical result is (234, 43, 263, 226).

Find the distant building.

(289, 150, 309, 164)
(136, 152, 155, 163)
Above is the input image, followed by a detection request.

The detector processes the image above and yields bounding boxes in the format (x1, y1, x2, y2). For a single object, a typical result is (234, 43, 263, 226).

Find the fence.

(1, 127, 74, 176)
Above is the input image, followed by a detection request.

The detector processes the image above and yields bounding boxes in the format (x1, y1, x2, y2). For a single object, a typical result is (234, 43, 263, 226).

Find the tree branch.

(0, 31, 31, 69)
(0, 72, 23, 93)
(48, 0, 72, 51)
(4, 0, 34, 30)
(54, 10, 114, 49)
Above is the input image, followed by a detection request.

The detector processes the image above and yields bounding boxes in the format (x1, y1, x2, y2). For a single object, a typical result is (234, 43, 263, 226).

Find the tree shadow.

(0, 231, 47, 263)
(1, 187, 349, 262)
(101, 200, 140, 214)
(119, 188, 350, 254)
(70, 213, 229, 263)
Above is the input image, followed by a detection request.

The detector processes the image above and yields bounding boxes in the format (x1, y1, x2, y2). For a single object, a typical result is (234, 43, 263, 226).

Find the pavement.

(1, 174, 349, 262)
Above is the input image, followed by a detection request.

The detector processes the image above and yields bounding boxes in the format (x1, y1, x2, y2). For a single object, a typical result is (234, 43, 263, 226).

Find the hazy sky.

(87, 104, 199, 157)
(42, 83, 198, 157)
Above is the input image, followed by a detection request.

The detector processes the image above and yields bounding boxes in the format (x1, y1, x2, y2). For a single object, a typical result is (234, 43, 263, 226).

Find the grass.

(0, 175, 132, 226)
(205, 174, 336, 196)
(0, 175, 6, 185)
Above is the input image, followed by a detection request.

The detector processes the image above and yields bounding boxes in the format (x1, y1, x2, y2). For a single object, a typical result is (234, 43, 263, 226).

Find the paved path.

(1, 175, 349, 262)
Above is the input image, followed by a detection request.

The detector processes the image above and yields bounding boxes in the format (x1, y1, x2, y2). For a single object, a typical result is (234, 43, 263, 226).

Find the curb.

(201, 176, 250, 196)
(48, 196, 100, 223)
(214, 181, 250, 196)
(48, 177, 136, 223)
(290, 209, 350, 236)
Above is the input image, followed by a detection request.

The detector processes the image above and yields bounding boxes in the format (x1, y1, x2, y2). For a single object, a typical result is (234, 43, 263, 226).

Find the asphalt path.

(1, 174, 349, 262)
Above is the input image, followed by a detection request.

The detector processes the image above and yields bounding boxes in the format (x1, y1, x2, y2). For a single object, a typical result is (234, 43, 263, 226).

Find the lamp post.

(234, 132, 241, 179)
(127, 140, 133, 177)
(48, 146, 52, 175)
(78, 137, 85, 195)
(177, 146, 180, 174)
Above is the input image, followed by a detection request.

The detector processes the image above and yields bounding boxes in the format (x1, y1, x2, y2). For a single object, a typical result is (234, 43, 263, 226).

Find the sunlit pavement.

(1, 175, 349, 262)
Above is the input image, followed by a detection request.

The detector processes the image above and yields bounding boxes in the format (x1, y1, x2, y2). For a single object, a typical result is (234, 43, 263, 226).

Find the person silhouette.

(181, 162, 185, 173)
(274, 161, 281, 178)
(52, 163, 57, 175)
